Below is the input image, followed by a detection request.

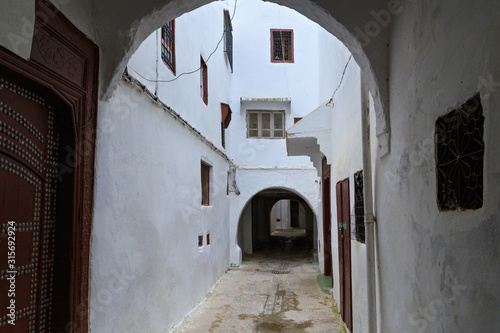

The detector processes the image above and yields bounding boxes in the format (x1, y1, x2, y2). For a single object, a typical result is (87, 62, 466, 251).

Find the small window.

(354, 170, 365, 243)
(201, 161, 211, 206)
(224, 9, 233, 72)
(198, 234, 203, 247)
(247, 110, 285, 138)
(436, 93, 484, 211)
(206, 233, 211, 245)
(200, 56, 208, 105)
(161, 20, 175, 74)
(271, 29, 293, 63)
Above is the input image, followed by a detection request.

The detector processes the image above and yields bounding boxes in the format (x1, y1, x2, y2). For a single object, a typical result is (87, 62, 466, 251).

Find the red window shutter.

(221, 103, 232, 128)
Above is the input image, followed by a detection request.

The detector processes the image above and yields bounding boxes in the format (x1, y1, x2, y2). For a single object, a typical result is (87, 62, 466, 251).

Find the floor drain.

(272, 270, 291, 274)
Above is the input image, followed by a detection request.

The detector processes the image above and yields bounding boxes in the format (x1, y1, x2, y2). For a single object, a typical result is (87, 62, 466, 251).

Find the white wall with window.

(127, 1, 235, 149)
(102, 0, 359, 329)
(226, 0, 351, 167)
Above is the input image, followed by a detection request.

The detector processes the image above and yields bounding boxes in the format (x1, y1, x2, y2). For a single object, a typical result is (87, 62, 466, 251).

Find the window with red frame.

(271, 29, 293, 63)
(161, 20, 175, 74)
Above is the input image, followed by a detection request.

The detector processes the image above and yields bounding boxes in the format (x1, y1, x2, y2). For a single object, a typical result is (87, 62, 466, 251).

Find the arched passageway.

(237, 188, 317, 259)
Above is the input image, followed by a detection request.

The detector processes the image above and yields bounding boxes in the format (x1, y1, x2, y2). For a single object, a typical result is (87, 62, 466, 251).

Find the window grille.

(224, 9, 233, 72)
(436, 93, 484, 211)
(200, 56, 208, 105)
(247, 110, 285, 138)
(221, 121, 225, 148)
(354, 170, 365, 243)
(271, 29, 293, 63)
(161, 20, 175, 74)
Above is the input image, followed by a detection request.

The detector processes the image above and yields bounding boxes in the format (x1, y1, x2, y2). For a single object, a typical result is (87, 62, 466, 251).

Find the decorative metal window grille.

(436, 93, 484, 211)
(247, 110, 285, 138)
(161, 20, 175, 74)
(354, 170, 365, 243)
(224, 9, 233, 72)
(271, 30, 293, 63)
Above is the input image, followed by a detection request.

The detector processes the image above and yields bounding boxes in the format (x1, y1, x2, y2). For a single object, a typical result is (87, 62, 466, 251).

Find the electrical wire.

(128, 0, 237, 83)
(327, 54, 353, 106)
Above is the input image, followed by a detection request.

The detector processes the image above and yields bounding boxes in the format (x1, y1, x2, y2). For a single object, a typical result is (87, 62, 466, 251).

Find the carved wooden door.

(336, 178, 353, 332)
(0, 74, 59, 332)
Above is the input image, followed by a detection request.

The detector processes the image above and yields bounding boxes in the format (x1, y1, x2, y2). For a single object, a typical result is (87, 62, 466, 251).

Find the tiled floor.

(171, 237, 344, 332)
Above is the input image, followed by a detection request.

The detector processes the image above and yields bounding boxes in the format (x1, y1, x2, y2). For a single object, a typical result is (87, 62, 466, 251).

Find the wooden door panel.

(0, 2, 99, 330)
(337, 178, 353, 332)
(0, 74, 59, 332)
(336, 181, 344, 308)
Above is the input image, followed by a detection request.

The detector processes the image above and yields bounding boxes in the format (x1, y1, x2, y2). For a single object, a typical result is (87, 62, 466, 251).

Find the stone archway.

(234, 185, 318, 265)
(90, 0, 391, 155)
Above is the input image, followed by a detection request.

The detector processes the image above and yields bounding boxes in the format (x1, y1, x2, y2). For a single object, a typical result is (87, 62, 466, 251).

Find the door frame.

(322, 157, 332, 277)
(0, 2, 98, 331)
(336, 178, 353, 332)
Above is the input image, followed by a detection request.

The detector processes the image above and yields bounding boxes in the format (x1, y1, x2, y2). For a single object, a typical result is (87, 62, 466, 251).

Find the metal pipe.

(155, 30, 159, 96)
(361, 74, 377, 333)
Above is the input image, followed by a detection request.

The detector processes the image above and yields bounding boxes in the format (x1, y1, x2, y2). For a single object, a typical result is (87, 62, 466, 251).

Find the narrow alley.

(1, 0, 499, 332)
(171, 235, 344, 333)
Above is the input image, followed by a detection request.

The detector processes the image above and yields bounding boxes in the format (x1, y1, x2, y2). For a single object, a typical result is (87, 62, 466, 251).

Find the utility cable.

(326, 54, 353, 106)
(128, 0, 237, 83)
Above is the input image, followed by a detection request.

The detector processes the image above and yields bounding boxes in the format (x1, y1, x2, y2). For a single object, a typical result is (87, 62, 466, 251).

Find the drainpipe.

(155, 30, 159, 96)
(361, 75, 377, 333)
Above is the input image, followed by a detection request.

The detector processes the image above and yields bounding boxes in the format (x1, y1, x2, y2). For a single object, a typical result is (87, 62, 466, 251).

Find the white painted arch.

(235, 186, 317, 256)
(229, 166, 320, 264)
(91, 0, 391, 155)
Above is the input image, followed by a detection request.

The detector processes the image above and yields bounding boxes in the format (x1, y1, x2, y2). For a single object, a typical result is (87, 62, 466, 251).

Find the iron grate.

(272, 270, 291, 275)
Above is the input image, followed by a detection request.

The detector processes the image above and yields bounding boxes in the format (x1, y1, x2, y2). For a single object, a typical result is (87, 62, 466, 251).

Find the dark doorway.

(290, 200, 300, 228)
(322, 157, 333, 278)
(336, 178, 353, 332)
(237, 188, 315, 258)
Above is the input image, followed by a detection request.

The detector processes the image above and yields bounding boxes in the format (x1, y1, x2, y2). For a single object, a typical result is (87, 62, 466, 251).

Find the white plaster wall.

(238, 202, 253, 254)
(312, 56, 370, 332)
(90, 82, 231, 332)
(374, 1, 500, 331)
(49, 0, 95, 40)
(127, 1, 234, 149)
(227, 0, 346, 167)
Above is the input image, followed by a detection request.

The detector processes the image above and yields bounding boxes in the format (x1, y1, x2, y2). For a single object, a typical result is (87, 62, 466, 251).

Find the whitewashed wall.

(375, 1, 500, 332)
(90, 82, 232, 332)
(227, 0, 346, 167)
(323, 60, 370, 333)
(127, 1, 234, 148)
